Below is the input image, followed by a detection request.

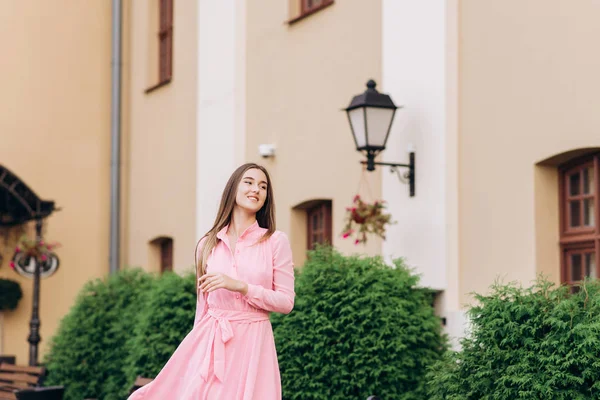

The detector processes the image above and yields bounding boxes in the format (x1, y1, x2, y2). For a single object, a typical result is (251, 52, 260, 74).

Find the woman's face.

(235, 168, 268, 214)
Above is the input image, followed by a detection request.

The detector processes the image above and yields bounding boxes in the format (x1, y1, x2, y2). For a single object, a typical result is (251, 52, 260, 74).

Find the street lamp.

(344, 79, 415, 197)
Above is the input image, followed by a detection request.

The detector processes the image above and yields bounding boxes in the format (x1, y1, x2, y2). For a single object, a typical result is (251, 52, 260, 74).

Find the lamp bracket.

(390, 165, 410, 184)
(360, 152, 415, 197)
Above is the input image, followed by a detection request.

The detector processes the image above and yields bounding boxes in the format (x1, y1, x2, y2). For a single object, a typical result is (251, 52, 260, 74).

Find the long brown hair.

(195, 163, 276, 279)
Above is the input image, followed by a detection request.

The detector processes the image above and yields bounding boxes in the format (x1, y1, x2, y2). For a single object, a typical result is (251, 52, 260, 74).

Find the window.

(146, 0, 173, 92)
(288, 0, 334, 24)
(150, 236, 173, 273)
(160, 238, 173, 273)
(158, 0, 173, 83)
(301, 0, 333, 15)
(560, 154, 600, 289)
(307, 201, 332, 250)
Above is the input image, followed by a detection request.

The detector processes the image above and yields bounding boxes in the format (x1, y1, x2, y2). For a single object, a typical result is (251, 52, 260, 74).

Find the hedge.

(44, 269, 154, 400)
(427, 279, 600, 399)
(120, 271, 197, 398)
(271, 246, 447, 400)
(45, 247, 448, 399)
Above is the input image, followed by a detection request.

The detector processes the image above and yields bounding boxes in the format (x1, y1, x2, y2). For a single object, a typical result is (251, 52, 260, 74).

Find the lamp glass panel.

(348, 108, 366, 148)
(365, 107, 395, 148)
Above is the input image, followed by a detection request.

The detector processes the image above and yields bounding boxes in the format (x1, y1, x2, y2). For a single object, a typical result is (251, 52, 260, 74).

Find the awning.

(0, 165, 56, 227)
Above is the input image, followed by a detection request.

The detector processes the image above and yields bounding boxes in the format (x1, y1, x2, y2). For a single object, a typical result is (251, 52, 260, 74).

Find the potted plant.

(10, 235, 61, 279)
(341, 195, 394, 245)
(0, 278, 23, 311)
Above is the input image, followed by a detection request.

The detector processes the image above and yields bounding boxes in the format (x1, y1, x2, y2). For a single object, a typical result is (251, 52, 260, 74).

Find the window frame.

(160, 237, 173, 273)
(561, 160, 596, 234)
(562, 246, 595, 286)
(559, 153, 600, 287)
(306, 201, 332, 250)
(288, 0, 334, 25)
(158, 0, 173, 83)
(146, 0, 173, 93)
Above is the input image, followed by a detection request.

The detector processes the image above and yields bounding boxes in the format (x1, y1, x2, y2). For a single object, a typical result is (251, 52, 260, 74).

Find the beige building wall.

(458, 0, 600, 305)
(0, 1, 112, 363)
(125, 0, 198, 274)
(245, 0, 384, 265)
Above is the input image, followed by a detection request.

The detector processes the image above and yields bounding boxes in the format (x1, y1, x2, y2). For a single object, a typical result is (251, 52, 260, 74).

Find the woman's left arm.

(243, 231, 295, 314)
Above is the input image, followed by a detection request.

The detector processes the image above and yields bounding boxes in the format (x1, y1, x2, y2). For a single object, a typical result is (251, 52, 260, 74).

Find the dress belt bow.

(199, 307, 269, 382)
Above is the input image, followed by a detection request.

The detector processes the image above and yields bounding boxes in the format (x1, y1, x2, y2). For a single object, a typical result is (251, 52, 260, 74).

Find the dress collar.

(216, 220, 261, 241)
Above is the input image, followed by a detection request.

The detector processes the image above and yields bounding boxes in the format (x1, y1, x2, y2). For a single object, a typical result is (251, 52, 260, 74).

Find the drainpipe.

(109, 0, 122, 274)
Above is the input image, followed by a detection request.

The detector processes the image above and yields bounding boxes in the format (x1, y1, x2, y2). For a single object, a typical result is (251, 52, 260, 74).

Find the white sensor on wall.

(258, 144, 276, 158)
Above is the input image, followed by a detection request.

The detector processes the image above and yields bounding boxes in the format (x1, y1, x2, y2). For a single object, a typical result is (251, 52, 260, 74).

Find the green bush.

(0, 278, 22, 311)
(44, 269, 198, 399)
(44, 269, 154, 400)
(427, 279, 600, 399)
(121, 271, 196, 397)
(271, 246, 447, 400)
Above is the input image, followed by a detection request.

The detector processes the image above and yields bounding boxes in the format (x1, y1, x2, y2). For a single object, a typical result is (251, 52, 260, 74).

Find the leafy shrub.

(271, 246, 447, 400)
(44, 269, 154, 400)
(0, 278, 22, 311)
(121, 271, 196, 397)
(427, 279, 600, 399)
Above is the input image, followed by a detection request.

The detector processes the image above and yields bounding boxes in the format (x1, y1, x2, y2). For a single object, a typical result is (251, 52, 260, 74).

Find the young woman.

(128, 163, 295, 400)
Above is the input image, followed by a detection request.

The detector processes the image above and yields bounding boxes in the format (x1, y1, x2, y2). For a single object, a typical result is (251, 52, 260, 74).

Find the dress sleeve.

(194, 237, 208, 327)
(243, 231, 295, 314)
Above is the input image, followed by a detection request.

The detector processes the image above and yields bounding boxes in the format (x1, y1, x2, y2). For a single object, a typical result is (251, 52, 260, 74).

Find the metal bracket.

(360, 152, 415, 197)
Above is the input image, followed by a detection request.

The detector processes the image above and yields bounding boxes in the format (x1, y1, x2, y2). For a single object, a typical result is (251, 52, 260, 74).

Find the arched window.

(145, 0, 173, 93)
(307, 201, 332, 250)
(293, 199, 332, 251)
(287, 0, 334, 24)
(150, 236, 173, 273)
(559, 153, 600, 289)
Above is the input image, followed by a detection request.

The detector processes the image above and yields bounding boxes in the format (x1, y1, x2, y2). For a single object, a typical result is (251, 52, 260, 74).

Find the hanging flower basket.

(341, 195, 394, 245)
(10, 235, 61, 279)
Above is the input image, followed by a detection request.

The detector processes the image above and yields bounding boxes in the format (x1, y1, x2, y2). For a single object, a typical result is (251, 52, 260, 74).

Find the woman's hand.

(198, 272, 248, 295)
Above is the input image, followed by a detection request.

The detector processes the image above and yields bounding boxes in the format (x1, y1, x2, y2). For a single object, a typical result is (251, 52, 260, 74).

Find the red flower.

(341, 194, 394, 245)
(9, 262, 15, 270)
(351, 209, 365, 224)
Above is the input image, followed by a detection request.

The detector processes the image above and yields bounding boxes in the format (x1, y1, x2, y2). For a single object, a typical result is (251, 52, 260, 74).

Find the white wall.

(196, 0, 246, 239)
(382, 0, 447, 289)
(382, 0, 466, 344)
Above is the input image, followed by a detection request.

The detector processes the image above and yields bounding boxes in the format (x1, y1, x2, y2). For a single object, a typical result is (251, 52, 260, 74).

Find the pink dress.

(128, 222, 295, 400)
